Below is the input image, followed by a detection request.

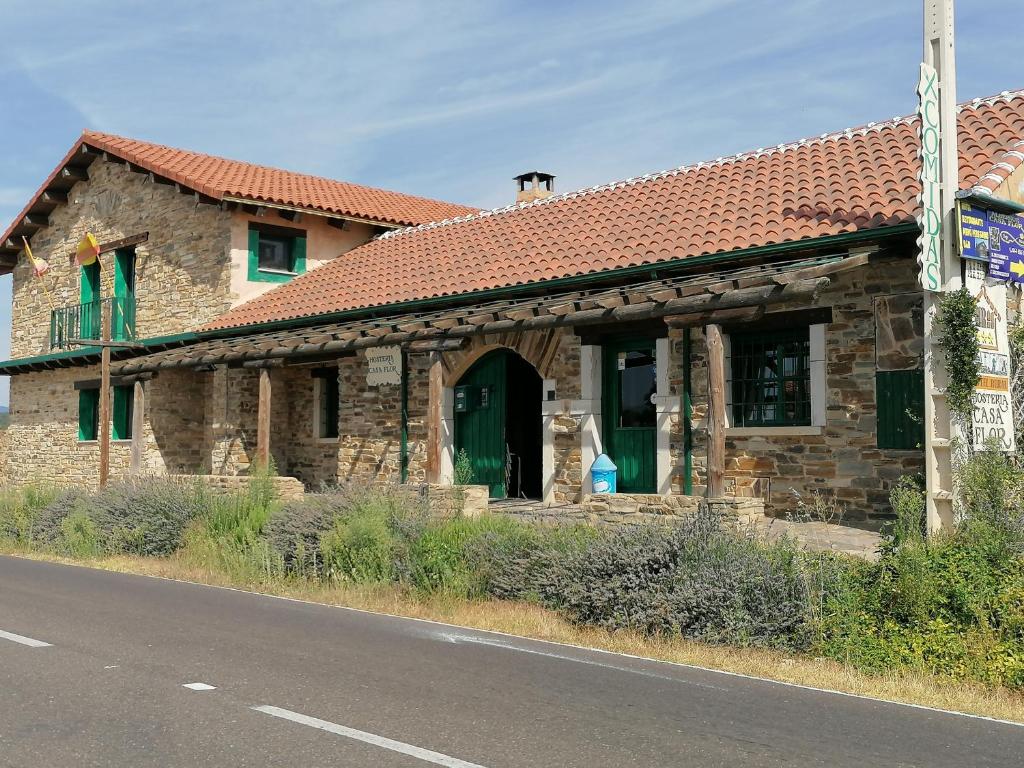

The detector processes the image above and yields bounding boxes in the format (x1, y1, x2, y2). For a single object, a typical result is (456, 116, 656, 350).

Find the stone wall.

(681, 258, 925, 524)
(168, 474, 305, 501)
(581, 493, 764, 526)
(11, 160, 233, 359)
(5, 366, 213, 488)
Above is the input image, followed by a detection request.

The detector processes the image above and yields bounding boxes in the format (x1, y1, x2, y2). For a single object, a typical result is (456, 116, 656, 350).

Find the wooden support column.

(98, 300, 112, 489)
(705, 324, 726, 499)
(256, 367, 272, 469)
(129, 380, 145, 475)
(426, 351, 442, 483)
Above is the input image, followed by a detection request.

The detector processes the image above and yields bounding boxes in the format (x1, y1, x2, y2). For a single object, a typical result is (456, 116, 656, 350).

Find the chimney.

(514, 171, 555, 204)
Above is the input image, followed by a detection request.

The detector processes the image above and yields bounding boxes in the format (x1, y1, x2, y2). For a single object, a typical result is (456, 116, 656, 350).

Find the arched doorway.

(454, 349, 542, 499)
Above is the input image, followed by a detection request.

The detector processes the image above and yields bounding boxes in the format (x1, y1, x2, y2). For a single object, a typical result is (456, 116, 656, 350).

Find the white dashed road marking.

(0, 629, 52, 648)
(182, 682, 217, 691)
(252, 705, 488, 768)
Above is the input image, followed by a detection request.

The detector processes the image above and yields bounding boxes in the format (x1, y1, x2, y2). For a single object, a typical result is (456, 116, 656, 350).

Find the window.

(730, 329, 811, 427)
(876, 370, 924, 449)
(113, 385, 133, 441)
(314, 369, 339, 439)
(247, 226, 307, 283)
(78, 389, 99, 441)
(617, 349, 656, 428)
(79, 386, 133, 441)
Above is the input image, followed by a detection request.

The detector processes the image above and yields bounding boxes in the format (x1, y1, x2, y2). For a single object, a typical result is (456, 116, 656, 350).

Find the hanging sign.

(916, 62, 942, 292)
(366, 346, 402, 386)
(957, 201, 1024, 282)
(965, 263, 1016, 452)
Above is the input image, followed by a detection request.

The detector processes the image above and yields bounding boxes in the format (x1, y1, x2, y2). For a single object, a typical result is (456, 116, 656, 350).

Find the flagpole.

(21, 236, 56, 312)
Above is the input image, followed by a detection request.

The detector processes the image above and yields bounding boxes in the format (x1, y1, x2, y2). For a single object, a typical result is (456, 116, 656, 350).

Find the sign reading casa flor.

(917, 62, 942, 292)
(958, 201, 1024, 282)
(366, 346, 402, 386)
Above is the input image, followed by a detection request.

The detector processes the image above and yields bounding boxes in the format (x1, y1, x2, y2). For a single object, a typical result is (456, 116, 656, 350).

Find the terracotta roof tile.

(0, 133, 475, 251)
(208, 91, 1024, 330)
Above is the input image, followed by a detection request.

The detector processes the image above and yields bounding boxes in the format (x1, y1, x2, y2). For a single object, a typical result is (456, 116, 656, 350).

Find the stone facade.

(681, 258, 925, 524)
(2, 159, 926, 529)
(11, 160, 234, 358)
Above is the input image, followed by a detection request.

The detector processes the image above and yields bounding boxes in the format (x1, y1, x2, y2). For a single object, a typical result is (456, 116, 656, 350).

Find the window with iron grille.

(730, 329, 811, 427)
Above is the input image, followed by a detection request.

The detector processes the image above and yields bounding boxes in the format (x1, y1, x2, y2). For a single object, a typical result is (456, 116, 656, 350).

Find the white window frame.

(723, 323, 826, 436)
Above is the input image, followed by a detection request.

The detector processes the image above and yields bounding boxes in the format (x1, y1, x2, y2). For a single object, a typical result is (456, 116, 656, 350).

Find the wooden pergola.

(106, 250, 883, 488)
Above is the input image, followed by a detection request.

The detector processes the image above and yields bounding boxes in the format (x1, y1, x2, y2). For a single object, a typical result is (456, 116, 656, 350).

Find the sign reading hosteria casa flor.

(365, 346, 402, 386)
(917, 62, 942, 292)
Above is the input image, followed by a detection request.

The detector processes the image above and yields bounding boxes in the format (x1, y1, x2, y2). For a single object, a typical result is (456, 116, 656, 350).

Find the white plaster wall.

(227, 209, 378, 306)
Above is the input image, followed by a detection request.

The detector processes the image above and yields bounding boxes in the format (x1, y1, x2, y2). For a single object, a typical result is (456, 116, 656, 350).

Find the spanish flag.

(76, 232, 100, 267)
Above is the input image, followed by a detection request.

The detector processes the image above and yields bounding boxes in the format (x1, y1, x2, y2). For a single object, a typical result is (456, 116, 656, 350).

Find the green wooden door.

(455, 351, 508, 498)
(112, 249, 136, 341)
(602, 339, 657, 493)
(80, 261, 101, 339)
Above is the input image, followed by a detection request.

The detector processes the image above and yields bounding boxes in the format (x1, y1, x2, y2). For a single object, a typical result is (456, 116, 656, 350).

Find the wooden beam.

(406, 338, 467, 353)
(98, 232, 149, 254)
(256, 368, 272, 469)
(99, 347, 111, 489)
(664, 306, 764, 328)
(130, 380, 145, 475)
(706, 324, 726, 500)
(427, 352, 442, 483)
(61, 166, 88, 182)
(41, 191, 68, 205)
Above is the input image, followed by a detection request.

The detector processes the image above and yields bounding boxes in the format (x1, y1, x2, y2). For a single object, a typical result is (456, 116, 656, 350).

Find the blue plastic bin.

(590, 453, 618, 494)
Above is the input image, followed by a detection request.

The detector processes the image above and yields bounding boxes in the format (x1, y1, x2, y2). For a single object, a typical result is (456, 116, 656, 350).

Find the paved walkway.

(752, 517, 882, 560)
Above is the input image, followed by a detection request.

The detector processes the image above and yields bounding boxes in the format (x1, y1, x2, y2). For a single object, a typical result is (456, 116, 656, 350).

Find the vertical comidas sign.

(917, 62, 942, 291)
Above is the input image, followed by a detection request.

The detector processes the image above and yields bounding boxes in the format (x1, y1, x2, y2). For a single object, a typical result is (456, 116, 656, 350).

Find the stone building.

(3, 92, 1024, 527)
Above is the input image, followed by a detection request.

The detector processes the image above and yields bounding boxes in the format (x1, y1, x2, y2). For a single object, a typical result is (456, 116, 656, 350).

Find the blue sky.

(1, 0, 1023, 405)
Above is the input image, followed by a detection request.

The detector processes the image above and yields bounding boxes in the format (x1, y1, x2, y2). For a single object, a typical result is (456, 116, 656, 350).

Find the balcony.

(50, 296, 136, 350)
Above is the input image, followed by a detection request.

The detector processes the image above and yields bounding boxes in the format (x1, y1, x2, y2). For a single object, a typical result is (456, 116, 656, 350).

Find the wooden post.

(99, 306, 111, 489)
(706, 324, 726, 499)
(130, 379, 145, 475)
(426, 352, 442, 483)
(256, 367, 272, 469)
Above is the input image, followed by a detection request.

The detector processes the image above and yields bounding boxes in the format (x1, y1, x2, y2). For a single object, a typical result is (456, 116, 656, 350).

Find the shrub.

(453, 449, 475, 485)
(86, 477, 208, 556)
(265, 492, 346, 578)
(0, 484, 60, 543)
(59, 511, 102, 558)
(320, 509, 394, 583)
(31, 489, 89, 548)
(550, 511, 814, 648)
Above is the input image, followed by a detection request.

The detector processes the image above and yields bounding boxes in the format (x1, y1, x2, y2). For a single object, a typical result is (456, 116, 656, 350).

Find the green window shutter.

(80, 262, 100, 304)
(247, 228, 261, 281)
(292, 236, 307, 275)
(112, 385, 133, 440)
(876, 369, 925, 450)
(78, 389, 99, 441)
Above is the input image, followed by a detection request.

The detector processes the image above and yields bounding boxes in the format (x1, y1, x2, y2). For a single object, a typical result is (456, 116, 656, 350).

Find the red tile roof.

(0, 132, 476, 254)
(205, 90, 1024, 332)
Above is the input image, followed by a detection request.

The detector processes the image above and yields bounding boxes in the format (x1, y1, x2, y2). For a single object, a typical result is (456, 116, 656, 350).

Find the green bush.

(59, 511, 102, 558)
(816, 452, 1024, 687)
(320, 509, 394, 583)
(549, 512, 814, 648)
(0, 484, 60, 543)
(86, 477, 208, 556)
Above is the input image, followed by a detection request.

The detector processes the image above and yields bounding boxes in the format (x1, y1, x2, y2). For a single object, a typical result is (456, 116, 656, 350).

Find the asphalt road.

(0, 555, 1021, 767)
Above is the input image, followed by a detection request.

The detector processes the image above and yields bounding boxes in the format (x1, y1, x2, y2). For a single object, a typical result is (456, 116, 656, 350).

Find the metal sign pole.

(920, 0, 961, 532)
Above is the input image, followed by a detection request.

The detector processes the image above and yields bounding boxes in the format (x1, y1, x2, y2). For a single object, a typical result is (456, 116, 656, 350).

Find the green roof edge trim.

(0, 330, 199, 374)
(200, 223, 919, 339)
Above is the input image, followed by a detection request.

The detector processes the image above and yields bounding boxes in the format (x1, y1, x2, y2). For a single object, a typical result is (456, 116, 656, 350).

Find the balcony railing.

(50, 296, 136, 350)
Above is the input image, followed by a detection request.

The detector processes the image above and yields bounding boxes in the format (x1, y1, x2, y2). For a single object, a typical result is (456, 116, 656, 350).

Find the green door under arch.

(454, 352, 508, 498)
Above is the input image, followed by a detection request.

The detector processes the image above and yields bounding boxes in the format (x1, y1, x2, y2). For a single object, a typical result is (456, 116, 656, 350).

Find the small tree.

(453, 449, 475, 485)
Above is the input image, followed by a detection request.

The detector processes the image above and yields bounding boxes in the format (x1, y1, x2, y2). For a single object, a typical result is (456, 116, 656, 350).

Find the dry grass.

(5, 544, 1024, 723)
